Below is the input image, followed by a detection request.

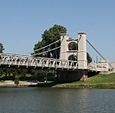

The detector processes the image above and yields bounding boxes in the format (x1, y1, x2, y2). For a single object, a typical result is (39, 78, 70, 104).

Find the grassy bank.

(53, 73, 115, 88)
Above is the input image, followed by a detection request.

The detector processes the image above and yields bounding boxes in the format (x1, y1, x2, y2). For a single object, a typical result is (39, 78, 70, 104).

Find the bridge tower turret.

(59, 32, 88, 70)
(77, 32, 88, 80)
(59, 34, 69, 60)
(78, 32, 87, 69)
(58, 32, 88, 81)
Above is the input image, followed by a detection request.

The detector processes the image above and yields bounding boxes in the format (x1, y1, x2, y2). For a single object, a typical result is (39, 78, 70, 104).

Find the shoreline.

(0, 84, 115, 89)
(0, 81, 115, 89)
(53, 73, 115, 89)
(52, 83, 115, 89)
(0, 80, 38, 87)
(0, 73, 115, 89)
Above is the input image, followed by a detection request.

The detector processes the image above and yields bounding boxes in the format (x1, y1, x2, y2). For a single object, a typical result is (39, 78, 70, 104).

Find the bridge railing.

(0, 53, 78, 70)
(88, 61, 109, 72)
(0, 53, 112, 72)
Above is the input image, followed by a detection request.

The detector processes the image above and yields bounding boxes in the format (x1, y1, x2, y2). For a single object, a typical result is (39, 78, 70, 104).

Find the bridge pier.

(57, 69, 88, 82)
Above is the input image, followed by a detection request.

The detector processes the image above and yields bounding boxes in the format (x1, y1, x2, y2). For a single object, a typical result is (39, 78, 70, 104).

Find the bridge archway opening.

(68, 54, 77, 61)
(68, 42, 78, 50)
(68, 54, 78, 67)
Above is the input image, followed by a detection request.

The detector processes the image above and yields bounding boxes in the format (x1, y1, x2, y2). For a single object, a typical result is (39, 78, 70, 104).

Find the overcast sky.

(0, 0, 115, 61)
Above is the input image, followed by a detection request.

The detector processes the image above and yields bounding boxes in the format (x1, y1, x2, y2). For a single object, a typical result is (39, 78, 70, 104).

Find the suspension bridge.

(0, 32, 112, 81)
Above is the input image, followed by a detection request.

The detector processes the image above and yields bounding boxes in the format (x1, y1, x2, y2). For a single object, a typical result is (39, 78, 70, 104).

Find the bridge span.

(0, 53, 109, 72)
(0, 32, 111, 81)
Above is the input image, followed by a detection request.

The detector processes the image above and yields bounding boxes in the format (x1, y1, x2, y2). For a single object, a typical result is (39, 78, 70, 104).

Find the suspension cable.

(34, 39, 61, 52)
(87, 39, 107, 60)
(33, 46, 60, 56)
(87, 39, 113, 69)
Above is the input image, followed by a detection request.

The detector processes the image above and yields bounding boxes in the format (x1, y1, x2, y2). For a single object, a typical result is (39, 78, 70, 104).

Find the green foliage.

(34, 24, 67, 58)
(14, 75, 19, 85)
(42, 25, 66, 45)
(68, 54, 77, 61)
(68, 42, 78, 50)
(83, 73, 115, 84)
(34, 41, 43, 52)
(87, 52, 92, 64)
(31, 70, 56, 81)
(33, 24, 67, 81)
(54, 73, 115, 88)
(0, 43, 4, 53)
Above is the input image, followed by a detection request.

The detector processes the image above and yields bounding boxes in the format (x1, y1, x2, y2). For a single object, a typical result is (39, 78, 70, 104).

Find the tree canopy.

(68, 42, 78, 50)
(87, 52, 92, 64)
(33, 24, 67, 58)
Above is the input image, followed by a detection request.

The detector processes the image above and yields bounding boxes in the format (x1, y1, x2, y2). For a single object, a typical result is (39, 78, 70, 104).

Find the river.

(0, 88, 115, 113)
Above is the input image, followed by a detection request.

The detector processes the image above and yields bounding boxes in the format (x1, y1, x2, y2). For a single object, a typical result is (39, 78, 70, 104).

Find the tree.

(33, 24, 67, 58)
(68, 54, 77, 61)
(42, 25, 67, 45)
(0, 43, 4, 53)
(68, 42, 78, 50)
(87, 52, 92, 64)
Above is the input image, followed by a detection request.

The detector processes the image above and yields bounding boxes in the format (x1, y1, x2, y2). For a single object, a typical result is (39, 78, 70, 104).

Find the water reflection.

(0, 88, 115, 113)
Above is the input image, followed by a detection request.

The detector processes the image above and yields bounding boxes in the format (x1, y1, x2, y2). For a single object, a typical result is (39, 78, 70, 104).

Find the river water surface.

(0, 88, 115, 113)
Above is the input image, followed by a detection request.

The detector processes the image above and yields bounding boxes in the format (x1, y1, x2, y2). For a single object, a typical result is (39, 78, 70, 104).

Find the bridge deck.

(0, 53, 109, 72)
(0, 53, 78, 70)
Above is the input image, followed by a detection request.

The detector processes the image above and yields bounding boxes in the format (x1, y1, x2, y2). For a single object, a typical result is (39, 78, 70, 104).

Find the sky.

(0, 0, 115, 61)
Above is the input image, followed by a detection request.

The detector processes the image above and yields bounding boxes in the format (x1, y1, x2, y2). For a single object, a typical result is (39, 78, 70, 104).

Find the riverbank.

(0, 80, 38, 87)
(0, 73, 115, 88)
(53, 73, 115, 88)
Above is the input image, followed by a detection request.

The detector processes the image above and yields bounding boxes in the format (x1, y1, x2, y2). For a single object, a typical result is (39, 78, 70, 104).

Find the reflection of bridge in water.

(0, 33, 112, 81)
